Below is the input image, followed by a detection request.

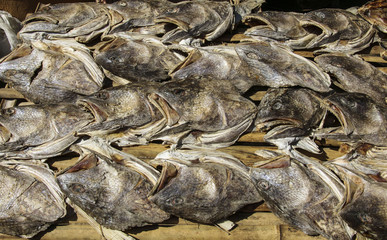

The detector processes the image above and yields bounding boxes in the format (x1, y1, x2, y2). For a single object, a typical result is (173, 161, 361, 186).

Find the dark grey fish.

(169, 44, 253, 93)
(235, 41, 331, 92)
(156, 1, 234, 44)
(76, 82, 163, 141)
(255, 88, 325, 153)
(243, 11, 312, 48)
(299, 9, 376, 53)
(149, 77, 258, 149)
(19, 2, 119, 43)
(0, 11, 22, 58)
(107, 0, 173, 34)
(81, 77, 257, 149)
(0, 162, 66, 238)
(0, 40, 104, 104)
(358, 0, 387, 34)
(315, 92, 387, 146)
(244, 8, 375, 53)
(328, 155, 387, 240)
(171, 42, 331, 93)
(0, 103, 93, 160)
(315, 53, 387, 104)
(94, 34, 182, 83)
(149, 149, 262, 224)
(250, 155, 354, 240)
(57, 148, 170, 231)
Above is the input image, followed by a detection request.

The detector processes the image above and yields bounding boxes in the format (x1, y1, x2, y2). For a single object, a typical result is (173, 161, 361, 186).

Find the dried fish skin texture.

(0, 165, 65, 238)
(58, 159, 169, 230)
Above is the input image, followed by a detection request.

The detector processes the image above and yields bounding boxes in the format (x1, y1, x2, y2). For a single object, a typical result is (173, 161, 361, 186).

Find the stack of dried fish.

(0, 0, 386, 239)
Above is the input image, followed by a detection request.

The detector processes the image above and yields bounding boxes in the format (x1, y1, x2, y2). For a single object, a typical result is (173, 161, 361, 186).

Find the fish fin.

(253, 155, 291, 169)
(295, 137, 321, 154)
(66, 199, 135, 240)
(169, 48, 202, 75)
(65, 153, 99, 173)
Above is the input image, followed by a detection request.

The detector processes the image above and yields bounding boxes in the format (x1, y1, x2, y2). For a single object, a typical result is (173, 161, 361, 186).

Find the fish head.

(358, 0, 387, 33)
(23, 3, 102, 28)
(250, 156, 312, 207)
(243, 11, 307, 41)
(57, 154, 103, 205)
(156, 2, 205, 33)
(149, 158, 249, 223)
(95, 38, 142, 80)
(0, 106, 49, 147)
(256, 88, 324, 131)
(77, 84, 157, 129)
(20, 3, 108, 42)
(156, 1, 232, 42)
(150, 78, 256, 130)
(94, 36, 174, 82)
(323, 93, 386, 136)
(0, 163, 66, 238)
(58, 153, 169, 229)
(107, 0, 168, 19)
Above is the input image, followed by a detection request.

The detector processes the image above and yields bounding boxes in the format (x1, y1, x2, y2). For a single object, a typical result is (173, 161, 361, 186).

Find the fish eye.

(1, 108, 15, 116)
(166, 197, 184, 206)
(172, 88, 185, 95)
(348, 101, 357, 108)
(166, 8, 178, 14)
(96, 92, 110, 100)
(108, 55, 118, 62)
(119, 1, 127, 7)
(258, 180, 270, 190)
(246, 52, 259, 60)
(272, 101, 282, 110)
(69, 183, 85, 193)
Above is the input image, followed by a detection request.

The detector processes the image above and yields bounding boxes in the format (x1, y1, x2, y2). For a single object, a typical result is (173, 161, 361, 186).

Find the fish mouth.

(323, 99, 352, 135)
(243, 15, 276, 33)
(0, 124, 11, 144)
(23, 13, 60, 25)
(255, 118, 303, 132)
(148, 161, 177, 197)
(148, 93, 180, 126)
(77, 99, 108, 123)
(155, 17, 189, 32)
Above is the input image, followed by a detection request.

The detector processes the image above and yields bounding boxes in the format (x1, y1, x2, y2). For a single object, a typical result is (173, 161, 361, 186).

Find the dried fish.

(0, 103, 93, 159)
(0, 11, 22, 58)
(244, 8, 376, 53)
(235, 41, 331, 92)
(149, 149, 262, 224)
(243, 11, 313, 48)
(314, 92, 387, 146)
(0, 40, 104, 104)
(315, 52, 387, 104)
(358, 0, 387, 34)
(94, 34, 182, 84)
(148, 77, 258, 149)
(171, 42, 331, 93)
(19, 2, 120, 43)
(156, 0, 234, 45)
(0, 161, 66, 238)
(255, 88, 325, 153)
(250, 154, 354, 240)
(57, 139, 169, 231)
(328, 155, 387, 239)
